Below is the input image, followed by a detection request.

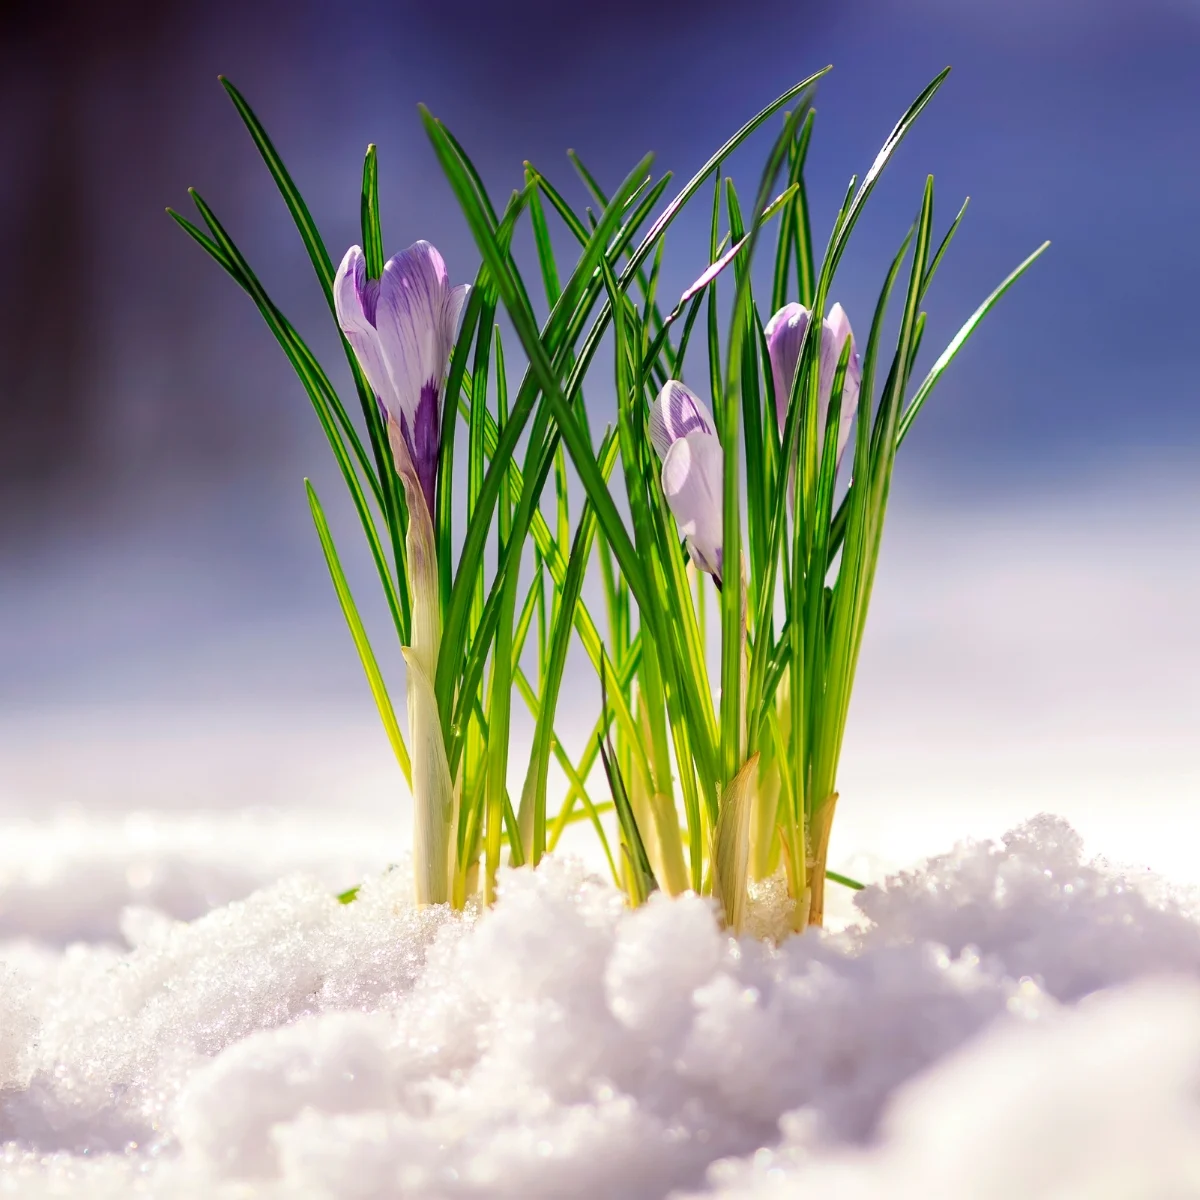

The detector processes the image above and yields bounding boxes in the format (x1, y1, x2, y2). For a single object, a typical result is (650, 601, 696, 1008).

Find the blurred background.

(0, 0, 1197, 926)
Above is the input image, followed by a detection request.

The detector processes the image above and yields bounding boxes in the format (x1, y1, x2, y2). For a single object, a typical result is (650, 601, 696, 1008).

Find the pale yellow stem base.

(806, 792, 839, 929)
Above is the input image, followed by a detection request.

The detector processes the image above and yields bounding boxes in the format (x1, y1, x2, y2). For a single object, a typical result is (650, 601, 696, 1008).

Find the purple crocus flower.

(648, 380, 725, 585)
(764, 302, 861, 469)
(334, 241, 469, 519)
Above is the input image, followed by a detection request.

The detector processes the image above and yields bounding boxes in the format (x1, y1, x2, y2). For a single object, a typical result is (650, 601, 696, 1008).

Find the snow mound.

(1, 814, 1199, 1197)
(692, 980, 1200, 1199)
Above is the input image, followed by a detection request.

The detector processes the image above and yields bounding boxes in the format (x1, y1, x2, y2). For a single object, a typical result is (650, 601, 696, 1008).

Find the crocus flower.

(764, 302, 861, 468)
(334, 240, 466, 908)
(334, 240, 469, 521)
(648, 380, 725, 585)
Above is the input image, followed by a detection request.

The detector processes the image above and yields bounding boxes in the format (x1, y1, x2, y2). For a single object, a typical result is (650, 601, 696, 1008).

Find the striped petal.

(374, 241, 453, 424)
(445, 282, 471, 334)
(648, 380, 718, 462)
(819, 303, 862, 467)
(333, 246, 390, 407)
(764, 302, 810, 426)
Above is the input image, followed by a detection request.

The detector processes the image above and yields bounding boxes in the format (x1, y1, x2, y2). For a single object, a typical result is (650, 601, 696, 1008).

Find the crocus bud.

(648, 380, 724, 585)
(334, 241, 469, 518)
(764, 301, 861, 469)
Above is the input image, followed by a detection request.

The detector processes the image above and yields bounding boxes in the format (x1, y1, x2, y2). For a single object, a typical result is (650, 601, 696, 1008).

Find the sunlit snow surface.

(2, 816, 1200, 1197)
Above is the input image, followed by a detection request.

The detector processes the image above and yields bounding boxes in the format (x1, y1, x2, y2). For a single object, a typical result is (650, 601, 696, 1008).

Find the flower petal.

(676, 236, 747, 310)
(387, 406, 440, 547)
(370, 241, 464, 511)
(825, 302, 853, 347)
(818, 304, 861, 467)
(444, 283, 471, 334)
(374, 241, 453, 428)
(648, 380, 717, 462)
(400, 382, 442, 520)
(661, 431, 724, 581)
(333, 246, 392, 405)
(764, 303, 810, 425)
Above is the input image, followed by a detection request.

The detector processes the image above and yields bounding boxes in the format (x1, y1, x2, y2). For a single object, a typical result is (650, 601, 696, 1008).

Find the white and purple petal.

(445, 282, 471, 335)
(413, 384, 444, 517)
(648, 380, 717, 462)
(374, 241, 452, 424)
(763, 302, 811, 426)
(661, 429, 725, 584)
(333, 246, 392, 408)
(676, 236, 747, 310)
(819, 302, 861, 465)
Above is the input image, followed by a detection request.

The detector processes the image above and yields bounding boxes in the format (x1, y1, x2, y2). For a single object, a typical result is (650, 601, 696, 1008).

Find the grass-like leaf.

(517, 430, 616, 864)
(306, 481, 411, 785)
(360, 143, 385, 278)
(599, 668, 659, 906)
(172, 197, 407, 643)
(218, 78, 409, 639)
(899, 239, 1051, 445)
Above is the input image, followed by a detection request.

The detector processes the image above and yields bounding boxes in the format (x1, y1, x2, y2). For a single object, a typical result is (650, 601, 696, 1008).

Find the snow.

(2, 815, 1200, 1197)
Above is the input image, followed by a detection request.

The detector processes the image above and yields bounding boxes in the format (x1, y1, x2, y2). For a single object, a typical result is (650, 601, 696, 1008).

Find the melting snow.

(1, 814, 1199, 1197)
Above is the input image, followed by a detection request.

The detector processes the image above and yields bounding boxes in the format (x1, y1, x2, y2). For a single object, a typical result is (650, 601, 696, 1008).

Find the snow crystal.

(853, 814, 1200, 999)
(1, 815, 1199, 1197)
(1, 866, 453, 1157)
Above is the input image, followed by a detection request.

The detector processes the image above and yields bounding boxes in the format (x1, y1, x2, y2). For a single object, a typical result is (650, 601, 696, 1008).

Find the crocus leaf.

(306, 481, 411, 787)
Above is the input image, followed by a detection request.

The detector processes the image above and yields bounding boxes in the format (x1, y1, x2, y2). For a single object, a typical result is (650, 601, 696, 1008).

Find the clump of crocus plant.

(173, 67, 1047, 929)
